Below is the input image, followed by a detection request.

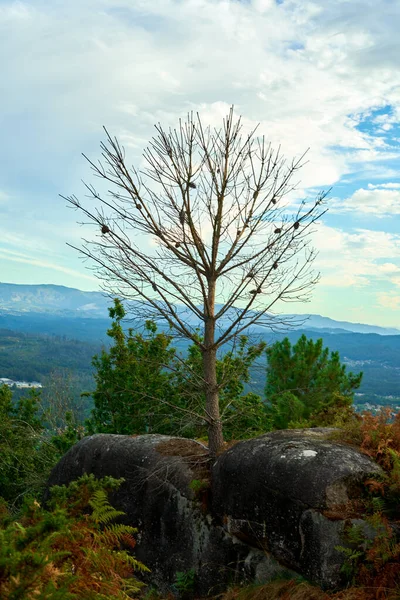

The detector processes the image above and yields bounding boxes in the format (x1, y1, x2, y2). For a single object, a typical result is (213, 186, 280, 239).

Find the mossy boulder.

(212, 428, 382, 587)
(45, 429, 383, 593)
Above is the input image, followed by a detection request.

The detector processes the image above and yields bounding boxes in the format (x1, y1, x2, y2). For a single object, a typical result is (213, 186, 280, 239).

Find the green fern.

(115, 551, 150, 574)
(89, 489, 126, 525)
(370, 496, 386, 514)
(173, 568, 196, 595)
(335, 544, 364, 580)
(1, 475, 149, 599)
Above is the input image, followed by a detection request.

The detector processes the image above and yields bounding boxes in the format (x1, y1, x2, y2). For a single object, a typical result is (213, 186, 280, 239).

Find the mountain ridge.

(0, 283, 399, 408)
(0, 282, 398, 336)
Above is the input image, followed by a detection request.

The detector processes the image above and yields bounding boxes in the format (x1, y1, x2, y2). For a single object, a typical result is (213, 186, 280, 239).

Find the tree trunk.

(203, 342, 224, 456)
(203, 279, 224, 457)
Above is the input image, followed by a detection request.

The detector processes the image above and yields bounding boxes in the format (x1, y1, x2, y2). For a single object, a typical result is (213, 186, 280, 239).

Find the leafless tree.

(63, 107, 328, 456)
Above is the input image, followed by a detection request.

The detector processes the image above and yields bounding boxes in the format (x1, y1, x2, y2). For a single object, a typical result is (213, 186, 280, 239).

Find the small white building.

(0, 378, 42, 389)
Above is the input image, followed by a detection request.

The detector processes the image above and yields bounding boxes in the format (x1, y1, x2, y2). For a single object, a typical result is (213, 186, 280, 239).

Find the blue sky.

(1, 0, 400, 327)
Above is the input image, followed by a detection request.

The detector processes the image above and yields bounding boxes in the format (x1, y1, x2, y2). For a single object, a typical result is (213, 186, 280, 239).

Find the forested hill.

(0, 318, 399, 409)
(0, 312, 111, 343)
(1, 282, 399, 407)
(0, 328, 101, 382)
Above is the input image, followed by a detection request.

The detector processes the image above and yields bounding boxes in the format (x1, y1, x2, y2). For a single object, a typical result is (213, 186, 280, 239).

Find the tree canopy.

(265, 334, 363, 429)
(87, 299, 269, 441)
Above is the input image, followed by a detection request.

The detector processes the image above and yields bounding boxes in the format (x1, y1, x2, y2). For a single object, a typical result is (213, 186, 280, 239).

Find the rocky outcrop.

(212, 428, 382, 588)
(44, 433, 265, 595)
(44, 429, 382, 594)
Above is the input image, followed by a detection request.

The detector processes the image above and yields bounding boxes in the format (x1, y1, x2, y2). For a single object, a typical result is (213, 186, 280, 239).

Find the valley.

(1, 283, 399, 414)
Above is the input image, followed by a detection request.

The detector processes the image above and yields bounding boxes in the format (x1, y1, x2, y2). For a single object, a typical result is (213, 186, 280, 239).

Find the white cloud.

(0, 2, 32, 21)
(1, 0, 400, 189)
(0, 190, 9, 203)
(378, 262, 400, 274)
(0, 230, 53, 254)
(311, 223, 400, 288)
(0, 248, 97, 281)
(390, 277, 400, 287)
(331, 188, 400, 216)
(372, 110, 400, 133)
(1, 0, 400, 326)
(377, 292, 400, 311)
(367, 183, 400, 189)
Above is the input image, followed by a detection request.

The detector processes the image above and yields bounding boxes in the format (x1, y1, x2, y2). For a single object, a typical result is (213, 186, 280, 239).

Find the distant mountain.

(0, 283, 399, 407)
(0, 282, 111, 318)
(289, 314, 400, 336)
(0, 282, 398, 336)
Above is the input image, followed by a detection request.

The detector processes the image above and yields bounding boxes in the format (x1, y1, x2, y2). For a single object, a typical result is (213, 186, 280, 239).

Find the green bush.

(0, 474, 148, 599)
(0, 385, 85, 508)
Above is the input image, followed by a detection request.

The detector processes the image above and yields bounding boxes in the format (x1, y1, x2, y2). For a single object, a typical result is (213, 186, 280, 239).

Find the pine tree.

(65, 108, 327, 455)
(86, 299, 181, 435)
(265, 334, 362, 428)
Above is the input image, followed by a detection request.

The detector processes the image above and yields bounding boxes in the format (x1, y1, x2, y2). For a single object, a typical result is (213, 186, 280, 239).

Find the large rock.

(44, 429, 383, 594)
(212, 428, 382, 588)
(44, 433, 274, 596)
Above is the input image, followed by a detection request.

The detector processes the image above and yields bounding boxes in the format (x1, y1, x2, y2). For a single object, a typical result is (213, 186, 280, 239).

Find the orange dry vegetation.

(337, 408, 400, 470)
(217, 580, 400, 600)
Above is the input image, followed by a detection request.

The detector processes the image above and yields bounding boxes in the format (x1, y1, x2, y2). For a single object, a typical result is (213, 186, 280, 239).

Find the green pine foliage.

(0, 385, 52, 506)
(85, 299, 183, 435)
(86, 300, 268, 439)
(86, 304, 362, 440)
(174, 334, 268, 440)
(48, 411, 86, 456)
(265, 334, 362, 429)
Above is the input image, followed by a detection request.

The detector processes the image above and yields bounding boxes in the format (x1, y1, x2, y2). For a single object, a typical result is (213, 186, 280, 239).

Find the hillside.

(0, 312, 111, 342)
(0, 282, 110, 317)
(1, 282, 399, 335)
(0, 328, 100, 382)
(0, 323, 399, 411)
(0, 282, 399, 409)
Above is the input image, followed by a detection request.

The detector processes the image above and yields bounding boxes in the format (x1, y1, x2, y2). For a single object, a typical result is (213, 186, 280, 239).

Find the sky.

(1, 0, 400, 327)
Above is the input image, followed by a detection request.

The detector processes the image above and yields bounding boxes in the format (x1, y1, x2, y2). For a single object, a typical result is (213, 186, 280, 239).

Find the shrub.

(0, 474, 148, 599)
(333, 409, 400, 598)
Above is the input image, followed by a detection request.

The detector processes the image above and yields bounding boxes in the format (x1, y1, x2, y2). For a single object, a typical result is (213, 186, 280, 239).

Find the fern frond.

(89, 490, 125, 525)
(114, 550, 150, 573)
(106, 523, 138, 536)
(102, 523, 138, 545)
(122, 578, 147, 594)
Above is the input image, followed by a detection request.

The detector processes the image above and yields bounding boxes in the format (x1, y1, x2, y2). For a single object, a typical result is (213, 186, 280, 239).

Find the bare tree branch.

(64, 106, 328, 455)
